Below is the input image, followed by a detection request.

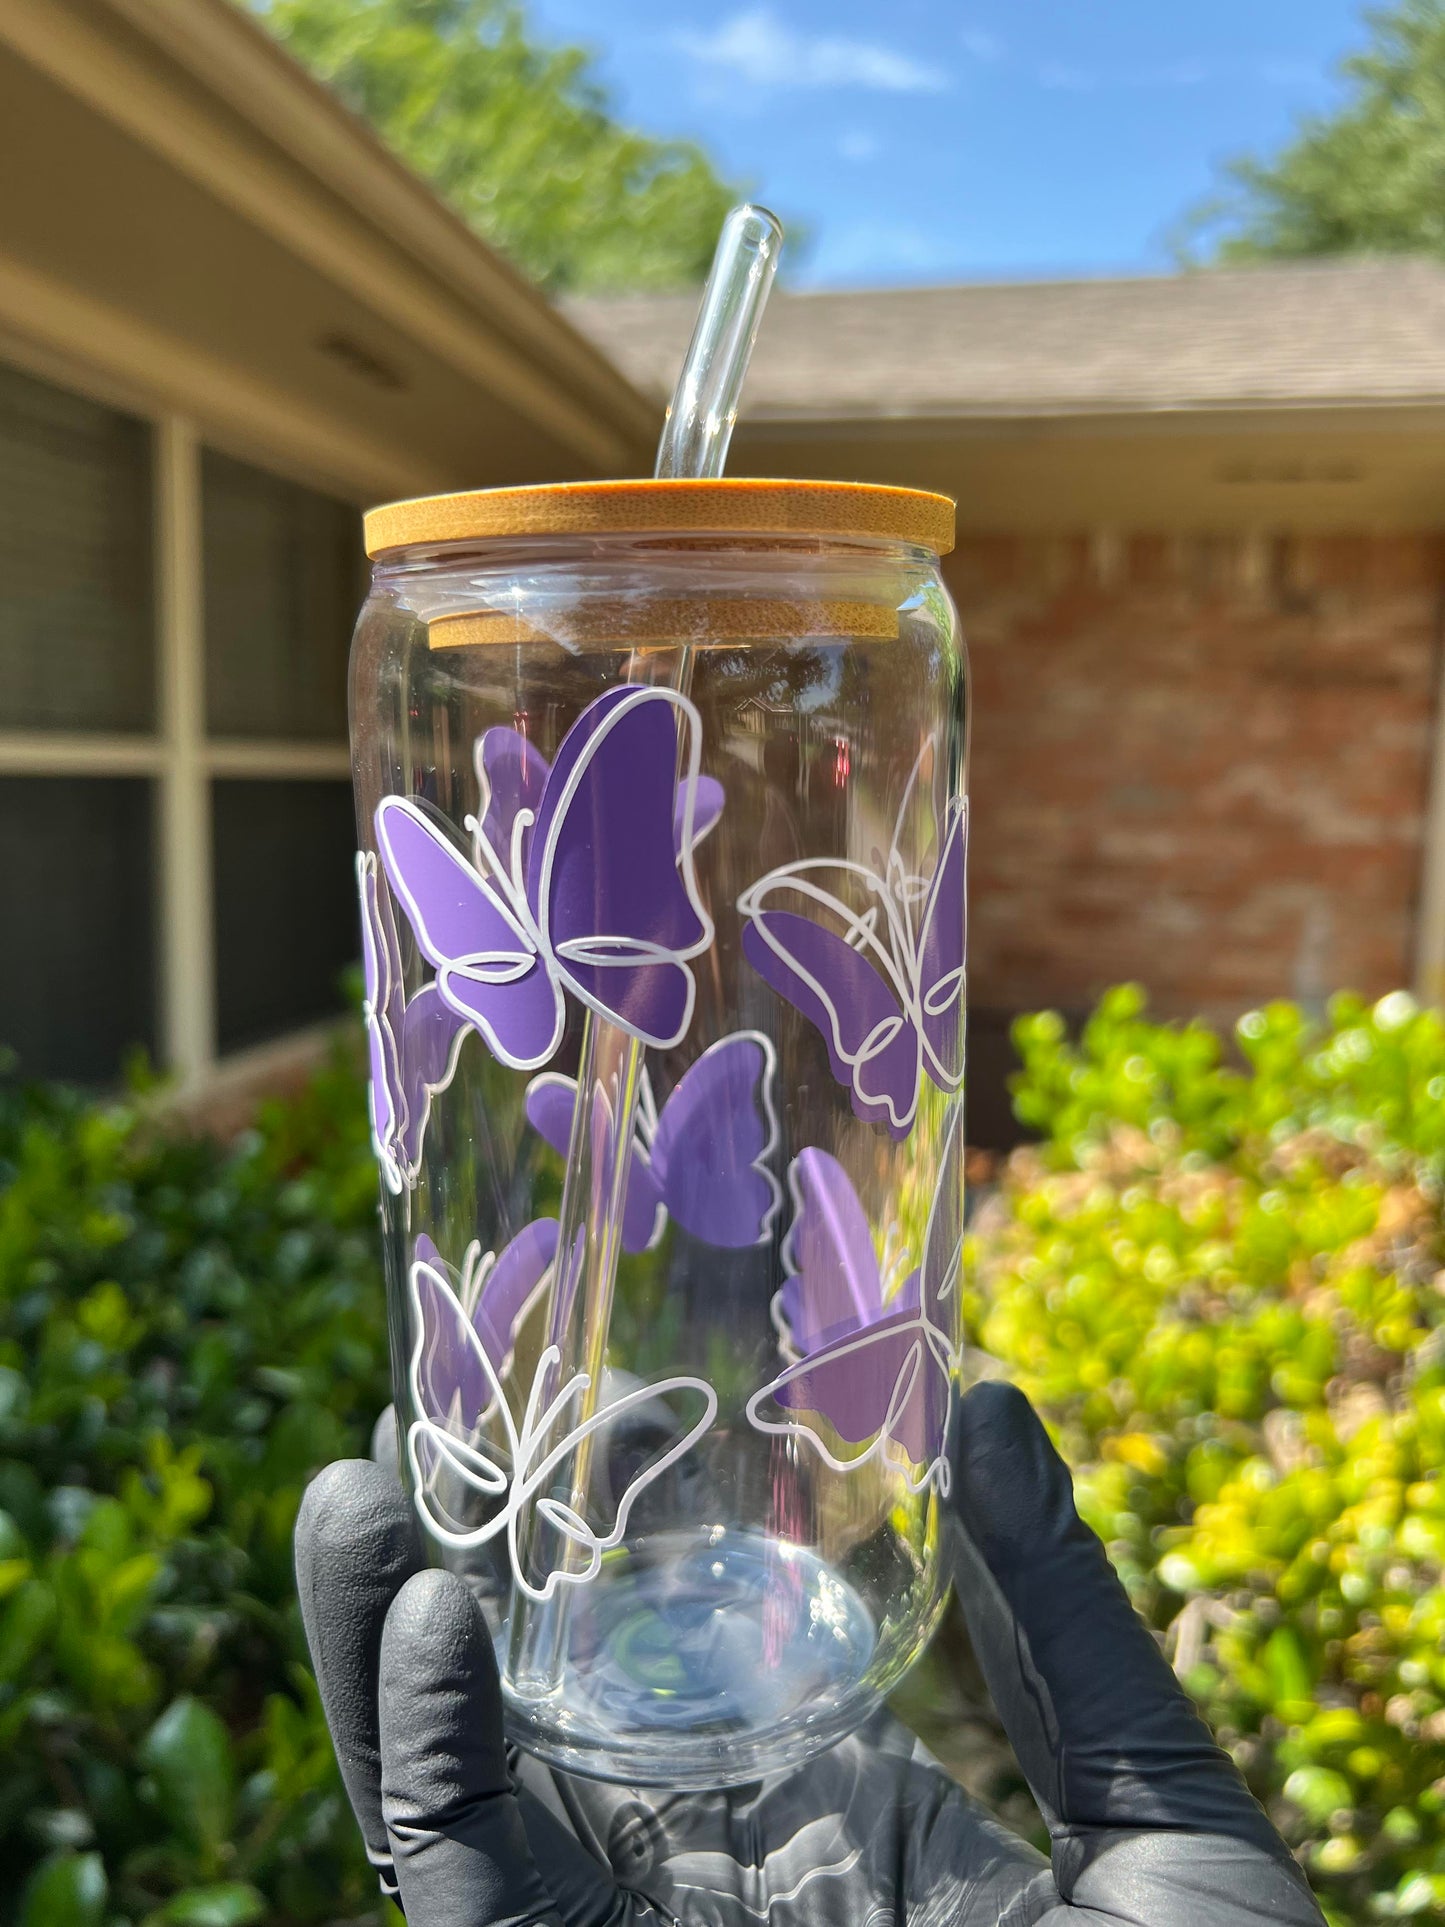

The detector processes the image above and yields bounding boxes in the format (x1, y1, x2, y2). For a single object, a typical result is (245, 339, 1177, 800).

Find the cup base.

(500, 1526, 886, 1788)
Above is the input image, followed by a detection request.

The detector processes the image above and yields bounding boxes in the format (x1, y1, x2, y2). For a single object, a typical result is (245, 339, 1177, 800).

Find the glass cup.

(349, 478, 966, 1787)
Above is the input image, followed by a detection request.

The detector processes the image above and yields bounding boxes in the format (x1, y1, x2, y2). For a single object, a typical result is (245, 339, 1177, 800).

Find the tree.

(247, 0, 737, 292)
(1189, 0, 1445, 262)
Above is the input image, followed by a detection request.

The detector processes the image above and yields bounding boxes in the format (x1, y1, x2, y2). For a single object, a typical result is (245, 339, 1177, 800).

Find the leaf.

(0, 1580, 55, 1682)
(18, 1852, 107, 1927)
(1263, 1626, 1312, 1707)
(140, 1697, 235, 1861)
(150, 1883, 267, 1927)
(249, 0, 739, 293)
(1285, 1764, 1353, 1825)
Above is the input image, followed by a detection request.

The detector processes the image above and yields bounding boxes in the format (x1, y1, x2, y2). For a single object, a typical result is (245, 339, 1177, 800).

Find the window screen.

(0, 776, 156, 1081)
(202, 449, 361, 741)
(212, 779, 358, 1052)
(0, 362, 154, 732)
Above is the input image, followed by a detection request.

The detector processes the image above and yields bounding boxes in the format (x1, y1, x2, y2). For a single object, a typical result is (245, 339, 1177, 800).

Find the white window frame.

(0, 358, 354, 1087)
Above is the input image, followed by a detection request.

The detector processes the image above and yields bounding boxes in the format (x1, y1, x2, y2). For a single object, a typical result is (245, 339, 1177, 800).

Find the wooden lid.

(365, 478, 955, 558)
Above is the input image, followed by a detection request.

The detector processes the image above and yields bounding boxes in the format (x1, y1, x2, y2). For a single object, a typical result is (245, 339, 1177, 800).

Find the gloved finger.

(370, 1403, 401, 1484)
(295, 1457, 422, 1900)
(378, 1568, 677, 1926)
(943, 1382, 1301, 1872)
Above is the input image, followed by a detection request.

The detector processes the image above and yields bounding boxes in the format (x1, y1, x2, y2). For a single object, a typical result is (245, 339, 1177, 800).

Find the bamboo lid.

(364, 478, 955, 559)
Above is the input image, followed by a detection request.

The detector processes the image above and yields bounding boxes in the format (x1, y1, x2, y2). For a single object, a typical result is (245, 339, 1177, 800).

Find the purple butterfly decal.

(410, 1223, 559, 1440)
(376, 687, 717, 1072)
(525, 1030, 782, 1254)
(746, 1109, 962, 1490)
(357, 852, 466, 1194)
(738, 745, 966, 1140)
(475, 723, 724, 883)
(407, 1228, 718, 1590)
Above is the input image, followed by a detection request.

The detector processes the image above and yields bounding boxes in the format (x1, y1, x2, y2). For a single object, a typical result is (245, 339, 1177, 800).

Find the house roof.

(0, 0, 656, 499)
(566, 259, 1445, 424)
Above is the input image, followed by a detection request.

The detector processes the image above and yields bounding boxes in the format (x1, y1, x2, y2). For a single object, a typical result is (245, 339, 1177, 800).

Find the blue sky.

(525, 0, 1373, 287)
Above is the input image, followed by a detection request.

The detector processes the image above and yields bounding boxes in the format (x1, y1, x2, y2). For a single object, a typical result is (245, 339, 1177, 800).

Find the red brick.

(948, 532, 1442, 1027)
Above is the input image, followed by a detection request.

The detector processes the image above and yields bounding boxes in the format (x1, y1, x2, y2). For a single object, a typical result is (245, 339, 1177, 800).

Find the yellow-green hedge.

(968, 986, 1445, 1923)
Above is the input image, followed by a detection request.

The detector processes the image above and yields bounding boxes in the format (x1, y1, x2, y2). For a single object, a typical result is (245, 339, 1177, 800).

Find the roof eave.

(740, 396, 1445, 435)
(1, 0, 659, 472)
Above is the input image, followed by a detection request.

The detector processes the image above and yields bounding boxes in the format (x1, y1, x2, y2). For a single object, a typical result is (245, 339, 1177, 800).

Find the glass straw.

(505, 206, 783, 1701)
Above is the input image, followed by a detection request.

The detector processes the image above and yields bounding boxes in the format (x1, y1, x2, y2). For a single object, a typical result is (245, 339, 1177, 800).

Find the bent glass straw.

(505, 206, 783, 1699)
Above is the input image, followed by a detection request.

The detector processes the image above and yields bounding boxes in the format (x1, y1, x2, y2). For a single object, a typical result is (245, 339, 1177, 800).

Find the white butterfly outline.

(377, 686, 716, 1073)
(736, 739, 967, 1137)
(357, 850, 466, 1196)
(414, 1234, 557, 1436)
(525, 1029, 785, 1253)
(406, 1245, 719, 1599)
(745, 1101, 964, 1496)
(469, 726, 725, 878)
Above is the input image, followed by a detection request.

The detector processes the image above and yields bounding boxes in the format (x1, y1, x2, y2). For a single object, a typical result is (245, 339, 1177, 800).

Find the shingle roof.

(565, 259, 1445, 422)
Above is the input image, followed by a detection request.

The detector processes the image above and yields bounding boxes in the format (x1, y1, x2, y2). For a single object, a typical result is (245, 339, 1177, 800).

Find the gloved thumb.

(380, 1569, 564, 1927)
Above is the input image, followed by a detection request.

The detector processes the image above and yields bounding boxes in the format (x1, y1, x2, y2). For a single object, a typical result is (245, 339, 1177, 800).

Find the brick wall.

(948, 533, 1444, 1138)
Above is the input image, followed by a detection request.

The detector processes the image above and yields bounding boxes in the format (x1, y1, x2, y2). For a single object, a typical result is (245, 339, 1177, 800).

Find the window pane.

(0, 361, 154, 732)
(0, 776, 155, 1081)
(203, 449, 361, 741)
(212, 779, 357, 1052)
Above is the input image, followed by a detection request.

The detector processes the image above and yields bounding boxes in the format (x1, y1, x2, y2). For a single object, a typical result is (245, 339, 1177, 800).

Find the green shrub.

(0, 1045, 392, 1926)
(6, 985, 1443, 1923)
(967, 985, 1445, 1924)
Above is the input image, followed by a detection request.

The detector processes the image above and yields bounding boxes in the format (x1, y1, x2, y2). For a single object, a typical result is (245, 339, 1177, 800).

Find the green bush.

(5, 986, 1443, 1923)
(0, 1045, 391, 1926)
(967, 985, 1445, 1924)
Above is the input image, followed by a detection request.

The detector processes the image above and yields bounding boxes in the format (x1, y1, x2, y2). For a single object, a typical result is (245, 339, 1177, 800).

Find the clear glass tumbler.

(349, 478, 966, 1786)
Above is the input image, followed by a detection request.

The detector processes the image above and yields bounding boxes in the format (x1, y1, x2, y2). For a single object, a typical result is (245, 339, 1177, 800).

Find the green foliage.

(10, 981, 1445, 1924)
(0, 1045, 392, 1926)
(248, 0, 738, 292)
(1185, 0, 1445, 262)
(968, 985, 1445, 1922)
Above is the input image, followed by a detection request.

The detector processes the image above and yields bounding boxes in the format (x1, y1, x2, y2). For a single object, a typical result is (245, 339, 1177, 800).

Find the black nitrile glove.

(295, 1382, 1323, 1925)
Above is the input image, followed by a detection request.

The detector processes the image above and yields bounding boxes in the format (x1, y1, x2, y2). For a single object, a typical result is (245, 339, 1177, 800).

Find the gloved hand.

(295, 1382, 1323, 1925)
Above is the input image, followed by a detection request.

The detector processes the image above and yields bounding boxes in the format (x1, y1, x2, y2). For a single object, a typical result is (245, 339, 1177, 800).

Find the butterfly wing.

(411, 1251, 495, 1437)
(757, 1149, 949, 1474)
(395, 984, 466, 1173)
(648, 1031, 781, 1248)
(476, 727, 550, 876)
(364, 1006, 404, 1189)
(516, 1365, 719, 1600)
(751, 1308, 948, 1473)
(741, 903, 920, 1138)
(406, 1249, 512, 1546)
(920, 1100, 965, 1359)
(673, 774, 725, 855)
(357, 850, 401, 1024)
(377, 795, 563, 1070)
(524, 1073, 664, 1254)
(358, 853, 406, 1185)
(917, 799, 967, 1093)
(528, 687, 712, 1050)
(473, 1218, 558, 1374)
(777, 1148, 884, 1349)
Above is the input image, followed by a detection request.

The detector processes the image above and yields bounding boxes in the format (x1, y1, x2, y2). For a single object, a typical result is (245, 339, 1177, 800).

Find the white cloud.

(838, 128, 881, 162)
(675, 9, 947, 94)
